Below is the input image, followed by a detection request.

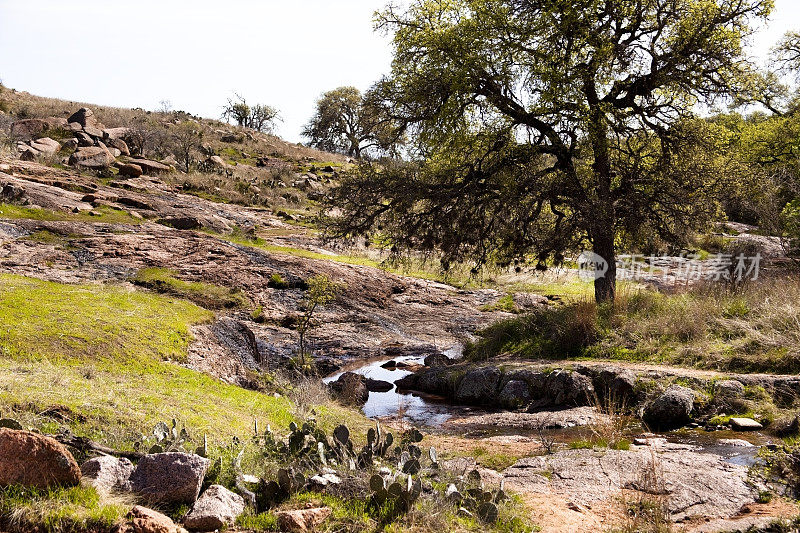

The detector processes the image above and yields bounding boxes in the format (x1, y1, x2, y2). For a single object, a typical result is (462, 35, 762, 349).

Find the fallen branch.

(54, 434, 144, 461)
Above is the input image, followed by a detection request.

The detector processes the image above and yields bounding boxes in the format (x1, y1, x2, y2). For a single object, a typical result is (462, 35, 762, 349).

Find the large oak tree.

(327, 0, 772, 302)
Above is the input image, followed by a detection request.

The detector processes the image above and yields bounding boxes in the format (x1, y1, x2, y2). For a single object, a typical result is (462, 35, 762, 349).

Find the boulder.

(424, 353, 450, 368)
(276, 507, 332, 532)
(184, 484, 245, 531)
(119, 163, 144, 178)
(102, 127, 128, 141)
(83, 124, 104, 139)
(543, 370, 595, 407)
(128, 452, 209, 504)
(455, 366, 501, 404)
(643, 385, 695, 430)
(76, 131, 95, 147)
(715, 380, 745, 397)
(10, 118, 49, 140)
(30, 137, 61, 154)
(108, 137, 130, 156)
(157, 216, 202, 230)
(499, 379, 532, 409)
(207, 155, 226, 168)
(120, 505, 185, 533)
(68, 122, 83, 132)
(45, 117, 68, 129)
(127, 158, 172, 174)
(328, 372, 369, 405)
(69, 146, 115, 169)
(365, 378, 393, 393)
(81, 455, 134, 492)
(67, 107, 99, 129)
(0, 428, 81, 489)
(62, 138, 79, 151)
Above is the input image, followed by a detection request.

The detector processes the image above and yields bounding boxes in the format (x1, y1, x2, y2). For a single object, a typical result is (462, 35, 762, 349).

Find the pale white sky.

(0, 0, 798, 142)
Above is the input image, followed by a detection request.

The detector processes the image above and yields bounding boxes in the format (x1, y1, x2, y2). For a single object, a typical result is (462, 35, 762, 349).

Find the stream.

(323, 349, 769, 468)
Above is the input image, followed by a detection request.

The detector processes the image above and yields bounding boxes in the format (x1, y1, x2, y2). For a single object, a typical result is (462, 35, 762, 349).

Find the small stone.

(128, 452, 209, 504)
(730, 417, 763, 431)
(122, 505, 185, 533)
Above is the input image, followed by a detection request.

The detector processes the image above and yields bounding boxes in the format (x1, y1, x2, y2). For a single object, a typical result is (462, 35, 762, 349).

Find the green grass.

(0, 274, 363, 446)
(0, 203, 141, 225)
(0, 484, 128, 533)
(470, 446, 521, 471)
(480, 294, 519, 313)
(130, 267, 248, 310)
(467, 279, 800, 375)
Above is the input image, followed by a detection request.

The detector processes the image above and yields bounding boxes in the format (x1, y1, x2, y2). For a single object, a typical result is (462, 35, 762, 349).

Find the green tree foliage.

(222, 93, 280, 133)
(327, 0, 770, 302)
(302, 86, 403, 158)
(296, 275, 339, 367)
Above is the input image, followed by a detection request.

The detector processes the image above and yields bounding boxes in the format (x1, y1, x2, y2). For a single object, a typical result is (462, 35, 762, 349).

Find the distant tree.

(326, 0, 772, 303)
(170, 121, 203, 173)
(302, 86, 403, 158)
(123, 115, 169, 158)
(222, 93, 280, 133)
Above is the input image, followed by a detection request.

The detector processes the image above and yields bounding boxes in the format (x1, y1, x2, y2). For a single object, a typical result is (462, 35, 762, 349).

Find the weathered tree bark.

(593, 229, 617, 303)
(55, 434, 144, 461)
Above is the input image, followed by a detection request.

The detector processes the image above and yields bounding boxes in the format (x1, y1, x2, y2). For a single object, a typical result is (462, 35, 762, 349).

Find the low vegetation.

(467, 278, 800, 374)
(130, 267, 248, 310)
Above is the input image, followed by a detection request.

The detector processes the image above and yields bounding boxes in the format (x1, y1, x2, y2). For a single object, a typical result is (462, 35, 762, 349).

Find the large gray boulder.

(455, 366, 501, 404)
(129, 452, 209, 504)
(498, 379, 532, 409)
(81, 455, 134, 492)
(543, 370, 594, 406)
(184, 484, 245, 531)
(643, 385, 695, 429)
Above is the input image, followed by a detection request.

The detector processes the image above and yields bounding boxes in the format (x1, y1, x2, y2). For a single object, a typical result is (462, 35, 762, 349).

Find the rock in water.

(643, 385, 695, 430)
(276, 507, 332, 532)
(184, 484, 245, 531)
(81, 455, 134, 492)
(0, 428, 81, 489)
(129, 452, 209, 504)
(365, 378, 394, 392)
(328, 372, 369, 405)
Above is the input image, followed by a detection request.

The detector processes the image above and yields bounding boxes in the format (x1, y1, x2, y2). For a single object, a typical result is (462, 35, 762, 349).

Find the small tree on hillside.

(170, 121, 203, 173)
(296, 275, 339, 367)
(326, 0, 772, 303)
(302, 86, 404, 159)
(222, 93, 280, 133)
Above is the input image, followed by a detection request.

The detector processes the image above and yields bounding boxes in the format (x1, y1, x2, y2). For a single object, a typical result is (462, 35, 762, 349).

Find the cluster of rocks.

(396, 362, 795, 430)
(0, 427, 329, 532)
(10, 108, 172, 176)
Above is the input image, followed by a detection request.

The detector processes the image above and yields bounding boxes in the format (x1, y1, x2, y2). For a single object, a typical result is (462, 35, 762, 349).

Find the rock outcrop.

(643, 385, 695, 430)
(328, 372, 369, 405)
(0, 428, 81, 489)
(276, 507, 332, 532)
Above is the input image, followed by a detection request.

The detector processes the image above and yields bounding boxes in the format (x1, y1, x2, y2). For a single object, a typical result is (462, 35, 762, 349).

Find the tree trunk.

(593, 229, 616, 303)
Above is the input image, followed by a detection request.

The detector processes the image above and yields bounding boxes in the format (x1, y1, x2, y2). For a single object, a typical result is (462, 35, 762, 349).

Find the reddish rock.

(10, 118, 49, 141)
(30, 137, 61, 154)
(108, 137, 130, 156)
(184, 484, 245, 531)
(0, 428, 81, 489)
(127, 158, 172, 174)
(119, 163, 144, 178)
(69, 146, 115, 169)
(276, 507, 332, 532)
(119, 505, 185, 533)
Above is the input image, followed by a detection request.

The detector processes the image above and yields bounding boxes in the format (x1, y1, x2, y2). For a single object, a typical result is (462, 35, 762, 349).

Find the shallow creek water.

(323, 351, 769, 467)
